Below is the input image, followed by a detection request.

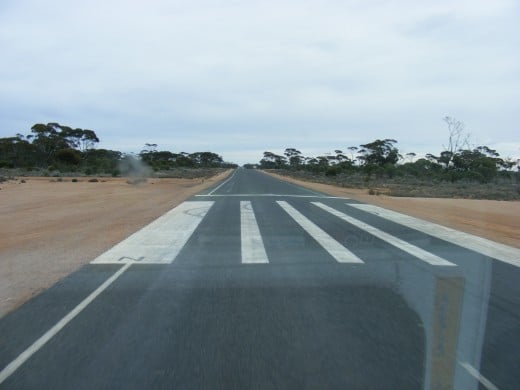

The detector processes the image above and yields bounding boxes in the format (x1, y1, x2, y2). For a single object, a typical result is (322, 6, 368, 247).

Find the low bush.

(274, 169, 520, 200)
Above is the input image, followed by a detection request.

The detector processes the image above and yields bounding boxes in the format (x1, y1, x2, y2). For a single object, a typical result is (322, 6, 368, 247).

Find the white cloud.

(0, 0, 519, 163)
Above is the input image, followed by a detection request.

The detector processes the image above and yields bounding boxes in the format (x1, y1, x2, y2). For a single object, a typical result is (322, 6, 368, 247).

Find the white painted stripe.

(91, 201, 214, 264)
(460, 362, 499, 390)
(240, 201, 269, 264)
(0, 263, 132, 384)
(276, 201, 363, 263)
(195, 194, 350, 199)
(351, 204, 520, 268)
(313, 202, 456, 266)
(208, 169, 237, 195)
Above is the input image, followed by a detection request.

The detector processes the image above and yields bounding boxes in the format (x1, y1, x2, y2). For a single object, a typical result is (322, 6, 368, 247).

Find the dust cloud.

(119, 155, 152, 183)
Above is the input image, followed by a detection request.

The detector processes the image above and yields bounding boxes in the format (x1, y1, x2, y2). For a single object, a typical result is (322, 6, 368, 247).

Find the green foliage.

(259, 151, 287, 169)
(0, 135, 36, 167)
(55, 148, 81, 166)
(257, 138, 518, 185)
(0, 124, 237, 174)
(0, 123, 105, 172)
(138, 148, 230, 170)
(325, 167, 338, 176)
(284, 148, 303, 168)
(82, 149, 122, 174)
(358, 139, 401, 167)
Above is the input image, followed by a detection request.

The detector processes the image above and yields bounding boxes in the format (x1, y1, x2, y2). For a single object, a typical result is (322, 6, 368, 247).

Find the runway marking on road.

(313, 202, 456, 266)
(277, 201, 364, 264)
(0, 263, 132, 385)
(240, 201, 269, 264)
(350, 204, 520, 268)
(91, 201, 214, 264)
(460, 362, 499, 390)
(195, 194, 350, 199)
(207, 169, 238, 195)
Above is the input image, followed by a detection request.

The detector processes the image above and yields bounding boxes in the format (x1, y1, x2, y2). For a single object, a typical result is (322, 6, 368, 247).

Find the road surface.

(1, 168, 519, 389)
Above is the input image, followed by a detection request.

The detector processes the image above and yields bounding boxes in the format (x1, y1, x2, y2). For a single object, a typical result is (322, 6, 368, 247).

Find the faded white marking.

(195, 194, 350, 199)
(313, 202, 456, 266)
(460, 362, 499, 390)
(351, 204, 520, 268)
(0, 263, 132, 385)
(240, 201, 269, 264)
(91, 201, 214, 264)
(277, 201, 363, 264)
(208, 169, 238, 195)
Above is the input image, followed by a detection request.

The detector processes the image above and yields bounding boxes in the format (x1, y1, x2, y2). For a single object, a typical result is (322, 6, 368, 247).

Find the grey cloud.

(0, 0, 519, 164)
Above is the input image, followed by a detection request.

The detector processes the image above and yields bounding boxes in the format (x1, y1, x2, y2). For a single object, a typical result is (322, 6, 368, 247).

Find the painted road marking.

(277, 201, 364, 264)
(195, 194, 350, 199)
(91, 201, 214, 264)
(207, 169, 238, 195)
(313, 202, 456, 266)
(460, 362, 499, 390)
(240, 201, 269, 264)
(351, 204, 520, 268)
(0, 263, 132, 385)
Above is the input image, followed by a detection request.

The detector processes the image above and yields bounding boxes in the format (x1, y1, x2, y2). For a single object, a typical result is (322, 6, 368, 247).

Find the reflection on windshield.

(355, 245, 497, 389)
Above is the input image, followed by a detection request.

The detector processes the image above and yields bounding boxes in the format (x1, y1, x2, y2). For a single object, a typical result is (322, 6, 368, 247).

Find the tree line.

(0, 123, 236, 175)
(256, 119, 517, 183)
(139, 143, 236, 171)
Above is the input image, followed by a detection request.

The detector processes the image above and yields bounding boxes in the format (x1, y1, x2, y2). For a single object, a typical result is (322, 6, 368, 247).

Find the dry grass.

(271, 170, 520, 200)
(0, 170, 231, 317)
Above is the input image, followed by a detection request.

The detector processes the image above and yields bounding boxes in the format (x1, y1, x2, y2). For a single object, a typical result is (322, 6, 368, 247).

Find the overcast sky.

(1, 0, 519, 164)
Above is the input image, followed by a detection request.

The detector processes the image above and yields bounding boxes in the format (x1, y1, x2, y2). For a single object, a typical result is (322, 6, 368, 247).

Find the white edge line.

(195, 194, 350, 199)
(460, 362, 499, 390)
(0, 263, 132, 384)
(207, 169, 237, 195)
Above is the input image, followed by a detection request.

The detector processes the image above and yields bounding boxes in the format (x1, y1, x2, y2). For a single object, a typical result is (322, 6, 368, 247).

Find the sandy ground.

(0, 171, 230, 317)
(264, 171, 520, 249)
(1, 169, 518, 317)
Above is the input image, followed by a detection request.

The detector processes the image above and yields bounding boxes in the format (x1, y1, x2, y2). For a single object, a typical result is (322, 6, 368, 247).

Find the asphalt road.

(1, 168, 519, 389)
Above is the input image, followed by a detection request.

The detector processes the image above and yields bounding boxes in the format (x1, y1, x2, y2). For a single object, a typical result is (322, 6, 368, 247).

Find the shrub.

(325, 167, 338, 176)
(55, 148, 81, 166)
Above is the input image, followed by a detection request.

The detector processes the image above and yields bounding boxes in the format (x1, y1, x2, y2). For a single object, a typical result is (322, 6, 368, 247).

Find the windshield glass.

(1, 1, 518, 389)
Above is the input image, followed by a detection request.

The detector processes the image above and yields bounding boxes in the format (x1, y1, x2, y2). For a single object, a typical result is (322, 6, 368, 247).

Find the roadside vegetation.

(0, 122, 236, 180)
(251, 118, 519, 200)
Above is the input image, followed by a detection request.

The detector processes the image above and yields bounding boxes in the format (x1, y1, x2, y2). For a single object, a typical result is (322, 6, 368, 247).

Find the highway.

(1, 168, 519, 389)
